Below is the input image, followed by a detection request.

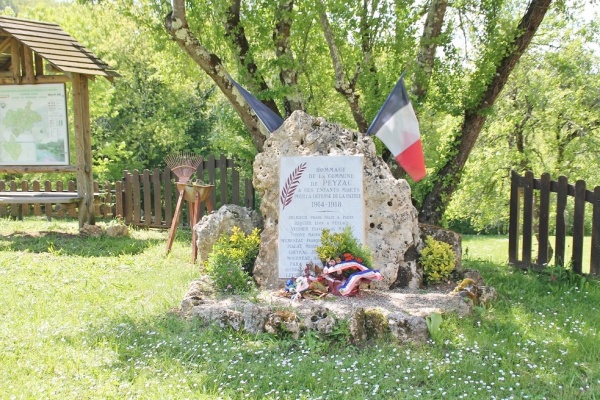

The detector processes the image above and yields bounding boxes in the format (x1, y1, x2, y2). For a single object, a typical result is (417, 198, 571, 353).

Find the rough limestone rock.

(462, 269, 485, 286)
(264, 310, 301, 339)
(79, 223, 103, 237)
(301, 306, 336, 335)
(252, 110, 422, 290)
(193, 204, 263, 263)
(388, 312, 429, 344)
(178, 281, 489, 344)
(218, 309, 244, 331)
(452, 271, 497, 307)
(105, 224, 129, 237)
(243, 304, 272, 334)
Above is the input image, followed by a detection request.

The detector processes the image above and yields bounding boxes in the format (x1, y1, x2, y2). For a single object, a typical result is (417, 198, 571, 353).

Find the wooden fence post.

(123, 171, 133, 224)
(207, 154, 217, 209)
(142, 169, 152, 225)
(591, 186, 600, 275)
(537, 173, 551, 266)
(231, 158, 240, 206)
(44, 180, 52, 220)
(508, 170, 521, 265)
(219, 154, 228, 206)
(32, 180, 41, 215)
(555, 176, 568, 267)
(152, 168, 162, 226)
(163, 167, 173, 227)
(572, 180, 586, 275)
(132, 170, 141, 225)
(245, 179, 255, 210)
(115, 180, 123, 219)
(0, 181, 5, 217)
(21, 181, 29, 217)
(522, 171, 534, 267)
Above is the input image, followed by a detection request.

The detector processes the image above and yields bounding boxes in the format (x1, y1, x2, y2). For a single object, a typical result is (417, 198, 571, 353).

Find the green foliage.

(315, 226, 373, 268)
(543, 262, 589, 290)
(9, 0, 599, 230)
(204, 227, 260, 294)
(92, 70, 217, 179)
(204, 252, 254, 295)
(425, 312, 443, 341)
(445, 7, 600, 232)
(419, 236, 456, 284)
(329, 318, 351, 344)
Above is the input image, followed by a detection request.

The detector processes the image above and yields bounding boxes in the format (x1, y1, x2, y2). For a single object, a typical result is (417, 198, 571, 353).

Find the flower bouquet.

(282, 227, 382, 299)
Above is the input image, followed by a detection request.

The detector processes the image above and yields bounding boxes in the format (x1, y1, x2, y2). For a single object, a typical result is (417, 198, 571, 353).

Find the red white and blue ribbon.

(323, 260, 382, 296)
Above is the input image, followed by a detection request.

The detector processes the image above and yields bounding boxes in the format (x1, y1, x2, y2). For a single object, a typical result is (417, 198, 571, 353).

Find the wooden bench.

(0, 191, 83, 204)
(0, 191, 94, 220)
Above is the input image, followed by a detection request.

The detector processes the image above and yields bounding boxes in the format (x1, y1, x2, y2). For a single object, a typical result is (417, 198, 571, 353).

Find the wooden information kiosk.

(0, 16, 119, 227)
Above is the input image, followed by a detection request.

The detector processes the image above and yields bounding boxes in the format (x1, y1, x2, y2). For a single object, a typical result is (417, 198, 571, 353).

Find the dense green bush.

(204, 227, 261, 294)
(419, 236, 456, 284)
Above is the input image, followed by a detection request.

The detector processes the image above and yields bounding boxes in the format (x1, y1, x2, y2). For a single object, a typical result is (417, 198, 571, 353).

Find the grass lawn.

(463, 234, 594, 273)
(1, 218, 599, 399)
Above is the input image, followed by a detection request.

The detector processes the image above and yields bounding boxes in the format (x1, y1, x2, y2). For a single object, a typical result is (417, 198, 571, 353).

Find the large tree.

(162, 0, 554, 225)
(444, 8, 600, 233)
(418, 0, 552, 224)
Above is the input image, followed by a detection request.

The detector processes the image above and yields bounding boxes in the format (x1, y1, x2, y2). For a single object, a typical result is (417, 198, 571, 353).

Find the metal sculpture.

(164, 152, 214, 262)
(164, 152, 203, 184)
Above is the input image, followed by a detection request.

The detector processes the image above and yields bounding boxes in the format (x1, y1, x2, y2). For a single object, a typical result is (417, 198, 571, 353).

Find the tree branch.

(411, 0, 448, 101)
(319, 6, 368, 132)
(225, 0, 281, 117)
(165, 0, 266, 150)
(273, 0, 303, 115)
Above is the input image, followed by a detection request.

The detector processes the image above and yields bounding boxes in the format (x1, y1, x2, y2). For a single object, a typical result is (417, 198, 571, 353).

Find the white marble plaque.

(278, 156, 365, 278)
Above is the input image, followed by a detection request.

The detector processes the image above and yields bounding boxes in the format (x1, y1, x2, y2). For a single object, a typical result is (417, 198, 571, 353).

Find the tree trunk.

(411, 0, 448, 102)
(165, 0, 267, 151)
(225, 0, 281, 117)
(273, 0, 304, 115)
(319, 6, 369, 132)
(419, 0, 553, 225)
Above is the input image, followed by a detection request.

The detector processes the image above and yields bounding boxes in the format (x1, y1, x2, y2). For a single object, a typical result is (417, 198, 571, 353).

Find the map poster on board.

(0, 83, 69, 166)
(278, 155, 365, 279)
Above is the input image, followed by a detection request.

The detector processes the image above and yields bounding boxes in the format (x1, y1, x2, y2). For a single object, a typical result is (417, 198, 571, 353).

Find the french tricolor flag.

(366, 74, 426, 182)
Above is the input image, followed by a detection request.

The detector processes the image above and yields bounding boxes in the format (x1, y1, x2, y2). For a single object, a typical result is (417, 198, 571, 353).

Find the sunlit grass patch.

(0, 219, 599, 399)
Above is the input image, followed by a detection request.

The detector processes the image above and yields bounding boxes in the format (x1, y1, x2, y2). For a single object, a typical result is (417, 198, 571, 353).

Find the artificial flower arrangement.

(282, 226, 382, 300)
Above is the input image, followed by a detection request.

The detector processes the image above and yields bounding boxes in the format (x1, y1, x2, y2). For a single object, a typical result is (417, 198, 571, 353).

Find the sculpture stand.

(165, 182, 214, 263)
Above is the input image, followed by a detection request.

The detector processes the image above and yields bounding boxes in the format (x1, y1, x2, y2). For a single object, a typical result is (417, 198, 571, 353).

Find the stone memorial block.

(253, 110, 422, 290)
(278, 155, 364, 278)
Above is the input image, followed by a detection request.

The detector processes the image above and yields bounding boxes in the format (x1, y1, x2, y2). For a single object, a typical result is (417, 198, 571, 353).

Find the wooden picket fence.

(508, 170, 600, 276)
(0, 154, 255, 228)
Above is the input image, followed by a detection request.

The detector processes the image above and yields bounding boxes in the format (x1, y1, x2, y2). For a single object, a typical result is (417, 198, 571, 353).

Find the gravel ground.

(258, 287, 472, 319)
(183, 275, 480, 321)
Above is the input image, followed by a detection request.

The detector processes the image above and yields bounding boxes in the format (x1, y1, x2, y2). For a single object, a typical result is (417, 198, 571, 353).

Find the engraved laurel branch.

(280, 163, 307, 210)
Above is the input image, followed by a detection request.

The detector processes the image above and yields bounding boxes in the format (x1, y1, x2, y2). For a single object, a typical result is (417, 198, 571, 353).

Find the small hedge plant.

(419, 236, 456, 285)
(315, 226, 373, 268)
(204, 226, 261, 294)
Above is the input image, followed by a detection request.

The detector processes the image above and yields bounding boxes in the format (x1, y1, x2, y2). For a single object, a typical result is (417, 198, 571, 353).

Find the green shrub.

(315, 226, 373, 268)
(419, 236, 456, 284)
(204, 227, 260, 294)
